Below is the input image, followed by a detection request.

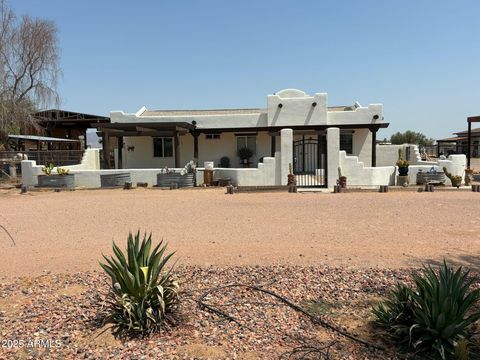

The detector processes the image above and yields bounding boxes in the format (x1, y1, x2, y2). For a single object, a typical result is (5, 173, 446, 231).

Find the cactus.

(443, 167, 462, 188)
(396, 148, 409, 167)
(287, 163, 296, 186)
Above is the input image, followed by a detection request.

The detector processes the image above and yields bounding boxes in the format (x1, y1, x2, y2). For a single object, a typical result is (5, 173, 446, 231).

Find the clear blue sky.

(11, 0, 480, 139)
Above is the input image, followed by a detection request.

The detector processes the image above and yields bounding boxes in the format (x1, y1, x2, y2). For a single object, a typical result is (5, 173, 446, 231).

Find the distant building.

(437, 128, 480, 157)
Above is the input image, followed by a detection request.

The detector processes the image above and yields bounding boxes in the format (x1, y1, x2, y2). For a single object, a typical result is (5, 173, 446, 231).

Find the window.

(205, 134, 220, 140)
(340, 133, 353, 155)
(153, 137, 173, 157)
(236, 135, 256, 154)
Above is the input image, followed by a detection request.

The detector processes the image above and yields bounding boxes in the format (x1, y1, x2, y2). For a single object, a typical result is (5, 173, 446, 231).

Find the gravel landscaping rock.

(0, 265, 445, 359)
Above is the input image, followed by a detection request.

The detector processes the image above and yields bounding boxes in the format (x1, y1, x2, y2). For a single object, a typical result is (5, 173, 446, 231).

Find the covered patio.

(96, 122, 196, 169)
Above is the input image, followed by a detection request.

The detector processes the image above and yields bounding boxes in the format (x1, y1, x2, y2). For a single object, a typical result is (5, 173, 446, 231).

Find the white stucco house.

(21, 88, 467, 189)
(97, 89, 387, 188)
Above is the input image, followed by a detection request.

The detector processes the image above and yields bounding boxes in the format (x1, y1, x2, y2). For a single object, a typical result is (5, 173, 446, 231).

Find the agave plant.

(373, 261, 480, 359)
(100, 231, 179, 335)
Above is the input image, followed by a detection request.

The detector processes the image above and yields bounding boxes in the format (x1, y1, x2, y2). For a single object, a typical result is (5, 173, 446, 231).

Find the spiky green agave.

(100, 231, 179, 335)
(373, 261, 480, 359)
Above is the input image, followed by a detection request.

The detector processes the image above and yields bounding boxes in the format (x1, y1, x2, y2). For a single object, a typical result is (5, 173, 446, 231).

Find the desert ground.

(0, 188, 479, 278)
(1, 188, 480, 358)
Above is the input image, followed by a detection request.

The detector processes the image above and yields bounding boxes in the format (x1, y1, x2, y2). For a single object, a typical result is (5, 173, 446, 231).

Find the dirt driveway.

(0, 188, 479, 278)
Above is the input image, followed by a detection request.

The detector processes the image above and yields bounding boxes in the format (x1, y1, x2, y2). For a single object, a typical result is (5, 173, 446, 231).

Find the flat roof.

(140, 105, 356, 117)
(33, 109, 110, 123)
(453, 127, 480, 136)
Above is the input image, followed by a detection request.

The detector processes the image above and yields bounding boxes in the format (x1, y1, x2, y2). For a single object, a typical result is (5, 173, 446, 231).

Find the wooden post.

(193, 131, 199, 161)
(467, 121, 471, 169)
(270, 134, 276, 157)
(102, 132, 110, 169)
(371, 128, 377, 167)
(174, 131, 180, 168)
(117, 136, 123, 169)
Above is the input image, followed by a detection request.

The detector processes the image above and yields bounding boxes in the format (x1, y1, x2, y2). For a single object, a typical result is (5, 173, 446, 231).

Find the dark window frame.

(153, 137, 174, 158)
(340, 133, 353, 155)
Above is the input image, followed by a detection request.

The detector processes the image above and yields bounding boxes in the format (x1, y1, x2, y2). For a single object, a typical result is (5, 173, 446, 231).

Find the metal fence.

(0, 150, 84, 167)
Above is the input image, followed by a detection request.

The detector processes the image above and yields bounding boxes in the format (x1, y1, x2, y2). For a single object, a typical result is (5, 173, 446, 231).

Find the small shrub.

(237, 146, 253, 161)
(220, 156, 230, 168)
(373, 261, 480, 359)
(41, 163, 55, 175)
(56, 167, 70, 176)
(100, 231, 179, 335)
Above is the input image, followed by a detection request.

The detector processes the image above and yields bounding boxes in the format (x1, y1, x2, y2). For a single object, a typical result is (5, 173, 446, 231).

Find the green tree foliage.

(390, 130, 435, 145)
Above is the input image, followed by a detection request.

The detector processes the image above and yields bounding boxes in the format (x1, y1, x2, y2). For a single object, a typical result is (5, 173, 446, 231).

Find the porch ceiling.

(96, 122, 195, 135)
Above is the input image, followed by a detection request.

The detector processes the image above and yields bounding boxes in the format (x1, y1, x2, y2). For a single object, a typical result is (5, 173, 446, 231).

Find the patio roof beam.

(195, 123, 390, 134)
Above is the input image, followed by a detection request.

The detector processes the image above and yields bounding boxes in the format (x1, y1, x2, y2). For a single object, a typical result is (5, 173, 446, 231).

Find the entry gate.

(293, 135, 327, 187)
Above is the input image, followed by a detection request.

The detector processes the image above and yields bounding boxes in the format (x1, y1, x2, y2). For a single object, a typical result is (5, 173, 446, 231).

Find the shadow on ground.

(410, 253, 480, 273)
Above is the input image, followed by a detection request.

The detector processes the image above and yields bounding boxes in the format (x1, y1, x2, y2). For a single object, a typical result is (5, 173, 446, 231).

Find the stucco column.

(280, 128, 293, 186)
(327, 127, 340, 189)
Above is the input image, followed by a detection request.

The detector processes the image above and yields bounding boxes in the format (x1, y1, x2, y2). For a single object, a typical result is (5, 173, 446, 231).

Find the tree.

(0, 0, 60, 149)
(390, 130, 434, 146)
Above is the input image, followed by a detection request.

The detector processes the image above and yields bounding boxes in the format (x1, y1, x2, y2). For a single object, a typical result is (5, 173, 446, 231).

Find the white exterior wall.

(267, 89, 327, 126)
(111, 110, 268, 129)
(198, 131, 271, 167)
(280, 128, 293, 185)
(352, 128, 372, 166)
(327, 128, 340, 188)
(123, 136, 175, 168)
(122, 132, 273, 169)
(327, 104, 383, 126)
(21, 131, 293, 188)
(105, 89, 387, 185)
(376, 144, 437, 167)
(21, 149, 101, 186)
(340, 151, 396, 186)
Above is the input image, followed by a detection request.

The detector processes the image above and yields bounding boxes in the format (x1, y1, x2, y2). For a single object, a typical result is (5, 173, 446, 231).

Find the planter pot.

(157, 173, 194, 188)
(416, 171, 446, 185)
(451, 179, 462, 188)
(398, 166, 409, 176)
(396, 175, 409, 186)
(38, 174, 75, 188)
(465, 169, 474, 186)
(338, 176, 347, 188)
(100, 173, 131, 187)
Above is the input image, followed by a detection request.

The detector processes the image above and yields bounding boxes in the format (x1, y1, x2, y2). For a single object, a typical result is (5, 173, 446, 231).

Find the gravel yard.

(0, 188, 479, 359)
(0, 265, 416, 359)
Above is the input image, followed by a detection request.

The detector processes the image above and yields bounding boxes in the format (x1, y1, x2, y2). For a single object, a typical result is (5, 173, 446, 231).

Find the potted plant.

(237, 147, 253, 166)
(443, 167, 462, 188)
(157, 161, 196, 188)
(465, 168, 474, 186)
(38, 164, 75, 188)
(396, 149, 409, 176)
(219, 156, 230, 168)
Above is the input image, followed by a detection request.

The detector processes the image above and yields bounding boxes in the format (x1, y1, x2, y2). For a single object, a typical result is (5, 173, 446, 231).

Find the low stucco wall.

(196, 156, 281, 187)
(339, 151, 466, 187)
(339, 151, 396, 186)
(376, 144, 437, 167)
(21, 149, 101, 186)
(406, 154, 466, 186)
(21, 131, 293, 188)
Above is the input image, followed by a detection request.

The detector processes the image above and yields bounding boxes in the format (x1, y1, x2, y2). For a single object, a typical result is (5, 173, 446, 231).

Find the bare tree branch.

(0, 0, 61, 148)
